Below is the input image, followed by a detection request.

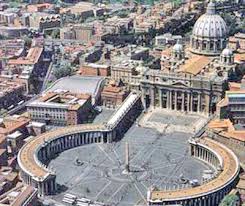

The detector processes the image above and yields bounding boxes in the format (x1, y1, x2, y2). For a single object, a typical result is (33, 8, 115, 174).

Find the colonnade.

(149, 179, 234, 206)
(37, 178, 56, 197)
(20, 170, 56, 196)
(113, 99, 142, 139)
(37, 131, 111, 162)
(19, 130, 113, 196)
(152, 191, 231, 206)
(158, 89, 203, 113)
(142, 86, 211, 114)
(147, 139, 240, 206)
(190, 143, 221, 170)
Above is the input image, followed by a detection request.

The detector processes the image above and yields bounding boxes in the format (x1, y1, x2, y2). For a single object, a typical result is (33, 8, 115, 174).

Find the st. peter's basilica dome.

(190, 0, 228, 56)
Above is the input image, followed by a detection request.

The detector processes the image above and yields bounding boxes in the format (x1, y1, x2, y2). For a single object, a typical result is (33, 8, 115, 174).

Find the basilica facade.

(140, 70, 224, 114)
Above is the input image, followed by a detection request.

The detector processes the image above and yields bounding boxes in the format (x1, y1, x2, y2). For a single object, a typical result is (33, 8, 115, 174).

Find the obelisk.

(123, 142, 130, 174)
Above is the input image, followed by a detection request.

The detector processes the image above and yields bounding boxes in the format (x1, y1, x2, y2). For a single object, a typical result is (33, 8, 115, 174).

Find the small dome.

(173, 41, 183, 53)
(136, 62, 147, 74)
(109, 79, 116, 86)
(221, 47, 233, 56)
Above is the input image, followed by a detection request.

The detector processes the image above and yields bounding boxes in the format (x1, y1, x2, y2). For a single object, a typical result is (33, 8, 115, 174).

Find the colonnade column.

(197, 93, 201, 113)
(187, 92, 190, 112)
(170, 90, 172, 110)
(159, 88, 162, 108)
(101, 133, 104, 144)
(45, 182, 49, 195)
(41, 182, 45, 196)
(181, 92, 185, 112)
(214, 40, 217, 52)
(205, 94, 210, 114)
(221, 40, 223, 51)
(50, 178, 56, 194)
(174, 91, 177, 110)
(167, 90, 170, 109)
(150, 87, 155, 108)
(38, 182, 41, 196)
(50, 180, 54, 194)
(141, 88, 146, 110)
(207, 40, 211, 52)
(200, 41, 203, 51)
(190, 93, 193, 112)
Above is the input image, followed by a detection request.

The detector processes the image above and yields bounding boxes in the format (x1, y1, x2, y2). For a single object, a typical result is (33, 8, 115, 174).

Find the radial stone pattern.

(48, 124, 211, 206)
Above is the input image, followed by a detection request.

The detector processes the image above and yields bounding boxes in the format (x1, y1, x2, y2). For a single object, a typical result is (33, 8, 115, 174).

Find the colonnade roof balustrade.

(149, 138, 240, 202)
(143, 70, 213, 81)
(107, 92, 141, 128)
(18, 124, 105, 180)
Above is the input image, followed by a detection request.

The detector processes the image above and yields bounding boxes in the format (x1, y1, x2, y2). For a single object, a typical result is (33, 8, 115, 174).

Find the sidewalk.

(138, 108, 208, 134)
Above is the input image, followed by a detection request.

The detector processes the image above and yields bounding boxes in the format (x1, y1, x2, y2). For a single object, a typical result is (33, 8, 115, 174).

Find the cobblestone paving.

(48, 114, 211, 206)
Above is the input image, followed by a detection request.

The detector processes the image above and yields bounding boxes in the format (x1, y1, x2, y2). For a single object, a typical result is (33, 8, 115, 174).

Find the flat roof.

(84, 63, 110, 69)
(31, 122, 45, 128)
(227, 92, 245, 98)
(28, 101, 70, 109)
(7, 131, 22, 139)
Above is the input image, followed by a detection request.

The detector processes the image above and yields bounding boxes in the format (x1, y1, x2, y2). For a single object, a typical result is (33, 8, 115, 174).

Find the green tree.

(117, 10, 130, 18)
(237, 18, 245, 33)
(0, 108, 7, 117)
(147, 0, 154, 6)
(170, 0, 182, 8)
(51, 29, 60, 39)
(219, 194, 240, 206)
(9, 1, 20, 8)
(221, 13, 237, 36)
(23, 36, 32, 48)
(53, 65, 72, 79)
